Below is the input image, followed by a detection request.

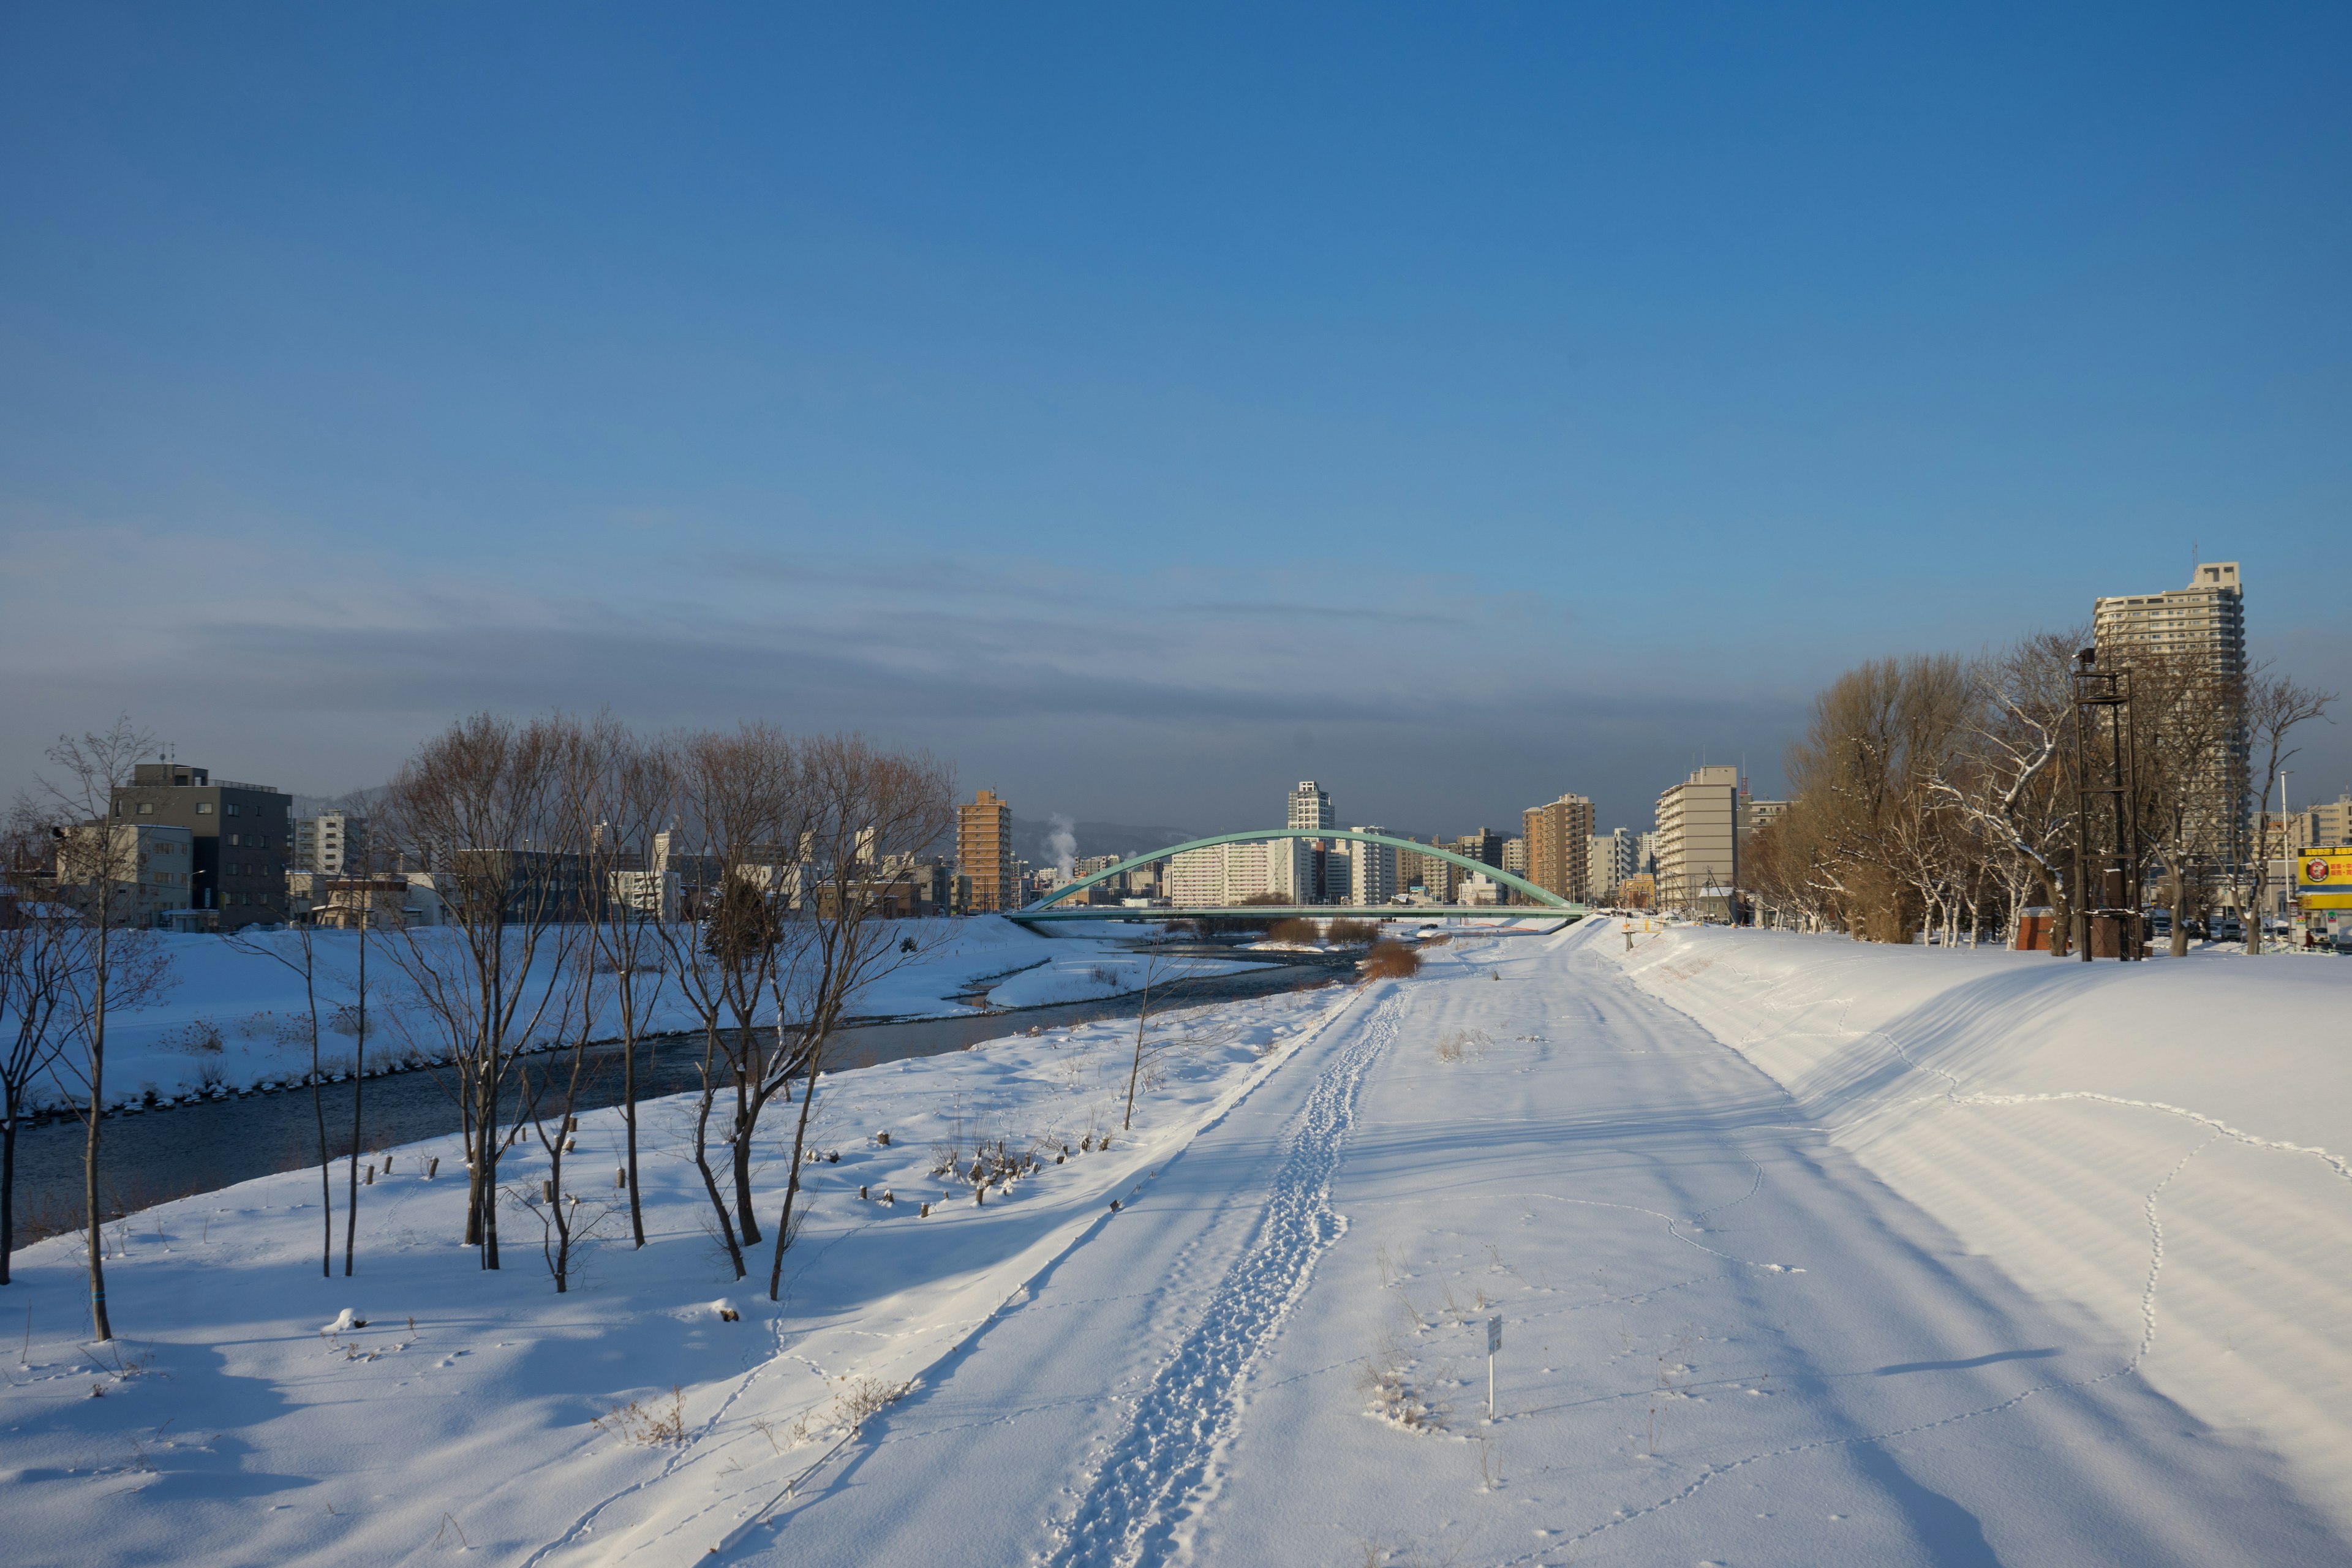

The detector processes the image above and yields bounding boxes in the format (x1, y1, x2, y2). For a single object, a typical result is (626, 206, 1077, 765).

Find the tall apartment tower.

(1521, 793, 1596, 902)
(957, 789, 1014, 913)
(1452, 827, 1504, 869)
(1287, 780, 1334, 831)
(1655, 766, 1740, 918)
(1587, 828, 1637, 905)
(1348, 826, 1398, 906)
(295, 810, 369, 876)
(2094, 561, 2250, 873)
(109, 763, 290, 929)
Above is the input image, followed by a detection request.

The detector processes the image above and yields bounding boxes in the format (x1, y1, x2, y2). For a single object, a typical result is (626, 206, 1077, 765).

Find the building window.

(196, 803, 213, 815)
(227, 803, 241, 817)
(138, 802, 154, 815)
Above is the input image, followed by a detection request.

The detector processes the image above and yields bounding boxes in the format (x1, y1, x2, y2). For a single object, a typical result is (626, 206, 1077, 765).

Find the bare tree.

(510, 941, 602, 1292)
(1117, 935, 1224, 1131)
(223, 921, 336, 1275)
(0, 823, 91, 1282)
(1937, 630, 2083, 952)
(657, 724, 804, 1278)
(763, 735, 954, 1301)
(2240, 671, 2337, 955)
(377, 714, 584, 1270)
(569, 716, 675, 1248)
(30, 717, 177, 1340)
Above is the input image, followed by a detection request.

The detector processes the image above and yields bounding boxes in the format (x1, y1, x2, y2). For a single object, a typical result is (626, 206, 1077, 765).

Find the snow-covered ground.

(45, 918, 1194, 1111)
(6, 922, 2349, 1566)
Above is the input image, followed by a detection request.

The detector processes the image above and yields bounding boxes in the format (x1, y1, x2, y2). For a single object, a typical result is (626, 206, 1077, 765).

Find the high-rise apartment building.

(1656, 766, 1740, 917)
(2313, 793, 2352, 848)
(2095, 562, 2250, 873)
(1348, 827, 1398, 906)
(957, 789, 1014, 913)
(1522, 793, 1596, 902)
(295, 810, 369, 876)
(1287, 780, 1335, 832)
(1501, 837, 1526, 876)
(1741, 799, 1787, 840)
(1587, 829, 1637, 906)
(1452, 828, 1504, 869)
(1166, 840, 1279, 905)
(109, 763, 290, 929)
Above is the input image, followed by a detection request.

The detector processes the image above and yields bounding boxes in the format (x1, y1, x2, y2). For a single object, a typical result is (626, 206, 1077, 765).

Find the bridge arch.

(1014, 827, 1581, 918)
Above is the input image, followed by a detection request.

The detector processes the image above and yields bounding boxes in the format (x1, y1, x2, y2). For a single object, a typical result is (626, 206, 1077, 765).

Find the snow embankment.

(53, 917, 1128, 1110)
(984, 951, 1267, 1009)
(1600, 922, 2352, 1513)
(0, 979, 1359, 1567)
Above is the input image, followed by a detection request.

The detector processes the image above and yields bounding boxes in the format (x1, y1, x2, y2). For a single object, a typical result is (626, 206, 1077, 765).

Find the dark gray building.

(110, 764, 290, 929)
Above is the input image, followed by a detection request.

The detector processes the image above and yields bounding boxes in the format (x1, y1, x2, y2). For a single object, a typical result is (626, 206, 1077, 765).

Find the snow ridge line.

(1039, 992, 1402, 1568)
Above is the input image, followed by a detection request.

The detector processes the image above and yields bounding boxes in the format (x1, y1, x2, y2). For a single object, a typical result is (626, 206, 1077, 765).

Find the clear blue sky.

(4, 4, 2346, 837)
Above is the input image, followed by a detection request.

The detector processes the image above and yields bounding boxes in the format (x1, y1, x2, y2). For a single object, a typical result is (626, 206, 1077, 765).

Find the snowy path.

(732, 927, 2349, 1566)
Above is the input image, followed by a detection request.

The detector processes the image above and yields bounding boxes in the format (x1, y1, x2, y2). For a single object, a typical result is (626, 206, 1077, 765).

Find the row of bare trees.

(373, 714, 955, 1298)
(0, 710, 954, 1348)
(1746, 629, 2333, 955)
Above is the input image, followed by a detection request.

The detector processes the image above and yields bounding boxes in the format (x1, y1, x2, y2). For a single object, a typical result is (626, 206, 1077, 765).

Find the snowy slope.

(4, 927, 2346, 1566)
(38, 918, 1158, 1110)
(1608, 921, 2352, 1527)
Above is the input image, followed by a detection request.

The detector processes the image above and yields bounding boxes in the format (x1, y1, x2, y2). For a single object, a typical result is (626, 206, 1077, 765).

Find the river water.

(9, 952, 1347, 1231)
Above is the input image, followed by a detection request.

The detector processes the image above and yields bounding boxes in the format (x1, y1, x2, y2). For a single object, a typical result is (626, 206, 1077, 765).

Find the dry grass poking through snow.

(594, 1386, 690, 1447)
(1359, 943, 1420, 982)
(835, 1376, 914, 1430)
(1433, 1028, 1491, 1064)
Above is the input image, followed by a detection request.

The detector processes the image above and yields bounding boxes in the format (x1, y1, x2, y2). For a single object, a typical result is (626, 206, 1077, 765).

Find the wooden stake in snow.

(1485, 1316, 1502, 1421)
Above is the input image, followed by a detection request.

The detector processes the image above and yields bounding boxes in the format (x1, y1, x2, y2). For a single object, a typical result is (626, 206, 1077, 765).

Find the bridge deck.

(1005, 905, 1583, 924)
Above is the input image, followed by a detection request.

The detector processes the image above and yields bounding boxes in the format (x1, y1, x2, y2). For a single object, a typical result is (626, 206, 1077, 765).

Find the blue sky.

(4, 4, 2346, 837)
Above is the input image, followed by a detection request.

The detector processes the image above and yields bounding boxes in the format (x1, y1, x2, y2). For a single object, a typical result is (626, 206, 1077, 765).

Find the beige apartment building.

(55, 822, 195, 927)
(1656, 766, 1740, 918)
(1522, 793, 1596, 903)
(957, 790, 1014, 913)
(2094, 561, 2250, 873)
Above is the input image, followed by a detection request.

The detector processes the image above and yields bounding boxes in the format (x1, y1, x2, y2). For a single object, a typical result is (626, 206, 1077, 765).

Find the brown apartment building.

(957, 789, 1014, 913)
(108, 763, 290, 929)
(1522, 793, 1596, 903)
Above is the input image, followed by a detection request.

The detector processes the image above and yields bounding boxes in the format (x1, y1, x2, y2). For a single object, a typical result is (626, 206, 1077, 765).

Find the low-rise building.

(109, 763, 290, 928)
(53, 822, 194, 927)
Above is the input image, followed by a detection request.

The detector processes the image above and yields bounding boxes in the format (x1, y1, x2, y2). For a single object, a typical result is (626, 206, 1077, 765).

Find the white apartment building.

(1287, 780, 1335, 832)
(1586, 829, 1637, 905)
(1348, 827, 1398, 906)
(1656, 766, 1740, 918)
(1501, 838, 1526, 876)
(294, 810, 368, 875)
(1165, 840, 1276, 906)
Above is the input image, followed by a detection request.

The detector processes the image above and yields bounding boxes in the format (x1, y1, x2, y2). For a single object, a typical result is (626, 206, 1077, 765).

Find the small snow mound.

(319, 1308, 363, 1335)
(711, 1298, 742, 1323)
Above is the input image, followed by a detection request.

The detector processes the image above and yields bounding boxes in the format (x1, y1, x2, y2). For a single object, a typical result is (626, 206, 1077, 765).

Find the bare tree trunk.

(767, 1030, 823, 1301)
(1, 1082, 17, 1286)
(83, 943, 110, 1343)
(344, 919, 367, 1276)
(693, 1027, 746, 1278)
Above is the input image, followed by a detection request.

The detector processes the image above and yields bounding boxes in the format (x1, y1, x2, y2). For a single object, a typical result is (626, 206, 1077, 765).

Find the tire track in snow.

(1040, 992, 1401, 1567)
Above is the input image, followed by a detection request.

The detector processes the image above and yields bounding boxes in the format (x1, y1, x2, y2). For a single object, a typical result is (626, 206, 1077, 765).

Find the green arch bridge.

(1005, 827, 1587, 927)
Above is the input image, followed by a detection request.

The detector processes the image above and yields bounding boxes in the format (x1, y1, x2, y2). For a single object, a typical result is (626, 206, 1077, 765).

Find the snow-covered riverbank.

(6, 922, 2348, 1566)
(29, 917, 1203, 1114)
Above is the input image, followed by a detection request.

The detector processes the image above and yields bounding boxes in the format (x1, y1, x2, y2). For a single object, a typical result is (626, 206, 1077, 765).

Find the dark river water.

(9, 950, 1348, 1232)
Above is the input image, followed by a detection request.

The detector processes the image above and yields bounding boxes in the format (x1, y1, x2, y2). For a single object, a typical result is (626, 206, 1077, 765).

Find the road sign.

(2299, 848, 2352, 911)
